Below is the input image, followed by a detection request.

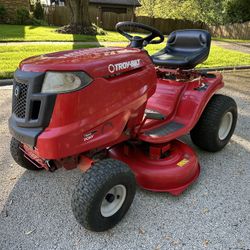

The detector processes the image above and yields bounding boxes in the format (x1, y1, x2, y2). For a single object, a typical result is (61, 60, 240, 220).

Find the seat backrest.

(166, 29, 211, 53)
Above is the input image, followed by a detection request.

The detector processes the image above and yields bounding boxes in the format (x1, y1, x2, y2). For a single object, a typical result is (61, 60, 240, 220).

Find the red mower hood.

(19, 47, 151, 78)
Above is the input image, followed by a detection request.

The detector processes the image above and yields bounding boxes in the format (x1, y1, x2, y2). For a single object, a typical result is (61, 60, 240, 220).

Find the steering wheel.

(115, 21, 164, 48)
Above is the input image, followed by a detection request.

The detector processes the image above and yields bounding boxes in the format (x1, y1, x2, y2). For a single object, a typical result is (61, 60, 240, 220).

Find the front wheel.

(71, 159, 136, 232)
(190, 94, 237, 152)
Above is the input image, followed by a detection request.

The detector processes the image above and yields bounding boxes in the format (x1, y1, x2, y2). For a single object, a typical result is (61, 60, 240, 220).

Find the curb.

(0, 79, 13, 87)
(0, 66, 249, 87)
(198, 65, 250, 72)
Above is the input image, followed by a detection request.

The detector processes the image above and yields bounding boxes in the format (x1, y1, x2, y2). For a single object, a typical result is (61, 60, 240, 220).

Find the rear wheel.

(71, 159, 136, 232)
(10, 137, 42, 171)
(190, 94, 237, 152)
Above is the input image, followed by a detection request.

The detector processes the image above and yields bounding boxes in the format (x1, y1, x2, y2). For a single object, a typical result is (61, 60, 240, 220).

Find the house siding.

(0, 0, 30, 21)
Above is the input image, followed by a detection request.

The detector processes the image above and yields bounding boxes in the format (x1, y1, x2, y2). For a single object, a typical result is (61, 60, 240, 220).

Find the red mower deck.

(109, 140, 200, 195)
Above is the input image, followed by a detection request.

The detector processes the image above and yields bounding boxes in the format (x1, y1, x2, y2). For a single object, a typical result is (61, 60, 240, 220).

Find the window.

(101, 7, 127, 14)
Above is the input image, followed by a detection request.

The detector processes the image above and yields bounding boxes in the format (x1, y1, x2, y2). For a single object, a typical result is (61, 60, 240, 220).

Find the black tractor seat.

(151, 29, 211, 69)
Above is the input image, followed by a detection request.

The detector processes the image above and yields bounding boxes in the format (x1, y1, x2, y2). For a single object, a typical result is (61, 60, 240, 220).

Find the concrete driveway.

(0, 71, 249, 250)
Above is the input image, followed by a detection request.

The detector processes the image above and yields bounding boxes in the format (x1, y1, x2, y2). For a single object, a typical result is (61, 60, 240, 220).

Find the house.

(88, 0, 141, 29)
(43, 0, 65, 6)
(89, 0, 141, 16)
(43, 0, 141, 30)
(0, 0, 29, 21)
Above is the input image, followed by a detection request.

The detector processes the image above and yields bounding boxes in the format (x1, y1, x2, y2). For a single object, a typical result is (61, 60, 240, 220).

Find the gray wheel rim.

(218, 112, 233, 140)
(100, 184, 127, 217)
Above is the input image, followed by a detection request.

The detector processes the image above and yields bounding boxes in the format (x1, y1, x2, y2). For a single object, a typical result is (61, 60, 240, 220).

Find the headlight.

(41, 71, 92, 93)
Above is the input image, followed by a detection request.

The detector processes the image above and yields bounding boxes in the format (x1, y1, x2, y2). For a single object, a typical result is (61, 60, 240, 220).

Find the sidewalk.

(213, 41, 250, 54)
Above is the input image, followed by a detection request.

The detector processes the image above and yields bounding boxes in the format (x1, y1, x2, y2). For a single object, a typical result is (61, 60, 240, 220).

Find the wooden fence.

(207, 21, 250, 40)
(44, 6, 250, 39)
(135, 16, 204, 34)
(44, 6, 70, 26)
(44, 6, 204, 34)
(44, 6, 134, 29)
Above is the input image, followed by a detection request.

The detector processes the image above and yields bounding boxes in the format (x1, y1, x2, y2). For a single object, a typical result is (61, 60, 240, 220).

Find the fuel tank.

(10, 47, 157, 159)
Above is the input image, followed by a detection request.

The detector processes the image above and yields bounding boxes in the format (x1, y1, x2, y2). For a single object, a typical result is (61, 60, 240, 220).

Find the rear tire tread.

(190, 94, 237, 152)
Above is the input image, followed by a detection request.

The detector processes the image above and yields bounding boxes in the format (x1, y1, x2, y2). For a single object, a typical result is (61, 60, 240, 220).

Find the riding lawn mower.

(9, 22, 237, 232)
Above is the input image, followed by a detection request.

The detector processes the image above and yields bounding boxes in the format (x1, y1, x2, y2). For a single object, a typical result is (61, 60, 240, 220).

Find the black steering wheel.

(115, 21, 164, 48)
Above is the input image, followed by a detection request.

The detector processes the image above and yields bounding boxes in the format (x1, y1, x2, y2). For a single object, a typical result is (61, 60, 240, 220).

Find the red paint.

(20, 47, 151, 79)
(78, 156, 93, 172)
(19, 46, 224, 194)
(109, 140, 200, 195)
(139, 71, 224, 143)
(22, 144, 48, 170)
(29, 48, 157, 159)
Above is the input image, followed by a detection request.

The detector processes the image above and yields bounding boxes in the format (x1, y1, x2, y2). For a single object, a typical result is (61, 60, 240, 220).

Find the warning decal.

(177, 158, 189, 167)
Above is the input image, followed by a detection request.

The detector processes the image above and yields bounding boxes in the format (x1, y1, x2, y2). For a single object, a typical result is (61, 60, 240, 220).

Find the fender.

(139, 72, 224, 143)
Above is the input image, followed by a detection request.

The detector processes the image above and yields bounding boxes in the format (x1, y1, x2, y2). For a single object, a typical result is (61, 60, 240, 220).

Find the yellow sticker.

(177, 158, 189, 167)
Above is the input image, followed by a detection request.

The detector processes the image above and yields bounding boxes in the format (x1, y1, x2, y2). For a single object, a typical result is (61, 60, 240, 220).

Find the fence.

(44, 6, 204, 34)
(44, 6, 70, 26)
(207, 21, 250, 40)
(135, 16, 204, 34)
(44, 6, 250, 39)
(44, 6, 135, 29)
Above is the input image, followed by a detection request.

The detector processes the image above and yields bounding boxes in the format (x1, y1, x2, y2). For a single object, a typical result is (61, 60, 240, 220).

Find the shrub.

(0, 4, 7, 23)
(224, 0, 250, 24)
(16, 8, 30, 25)
(33, 1, 44, 20)
(30, 17, 47, 26)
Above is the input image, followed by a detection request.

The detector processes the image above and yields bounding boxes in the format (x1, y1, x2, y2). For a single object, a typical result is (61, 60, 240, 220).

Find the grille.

(12, 81, 28, 119)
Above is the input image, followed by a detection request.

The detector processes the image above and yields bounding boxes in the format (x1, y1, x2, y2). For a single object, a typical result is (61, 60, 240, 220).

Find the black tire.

(71, 159, 136, 232)
(10, 137, 42, 171)
(190, 94, 237, 152)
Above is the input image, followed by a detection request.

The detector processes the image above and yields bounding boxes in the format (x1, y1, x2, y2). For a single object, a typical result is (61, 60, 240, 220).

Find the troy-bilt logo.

(108, 59, 141, 73)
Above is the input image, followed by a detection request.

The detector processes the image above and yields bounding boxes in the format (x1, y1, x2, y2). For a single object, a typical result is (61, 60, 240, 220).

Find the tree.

(139, 0, 157, 18)
(224, 0, 250, 24)
(34, 0, 44, 20)
(57, 0, 97, 35)
(137, 0, 228, 25)
(190, 0, 225, 25)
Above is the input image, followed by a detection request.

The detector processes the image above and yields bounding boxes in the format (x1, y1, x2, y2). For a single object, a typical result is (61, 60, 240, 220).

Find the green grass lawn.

(0, 24, 127, 42)
(0, 24, 249, 79)
(1, 24, 250, 43)
(1, 43, 250, 79)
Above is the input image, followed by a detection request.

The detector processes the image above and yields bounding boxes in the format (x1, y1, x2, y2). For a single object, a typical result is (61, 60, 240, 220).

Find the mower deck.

(109, 140, 200, 195)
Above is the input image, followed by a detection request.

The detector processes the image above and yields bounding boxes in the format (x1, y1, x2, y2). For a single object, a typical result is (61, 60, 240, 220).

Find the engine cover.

(19, 47, 154, 79)
(14, 47, 157, 159)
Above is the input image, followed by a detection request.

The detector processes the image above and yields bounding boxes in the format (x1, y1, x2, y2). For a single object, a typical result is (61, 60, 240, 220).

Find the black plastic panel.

(9, 70, 57, 146)
(144, 121, 184, 137)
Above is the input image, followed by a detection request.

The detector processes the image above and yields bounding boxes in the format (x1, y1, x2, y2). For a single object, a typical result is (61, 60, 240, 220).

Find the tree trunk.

(68, 0, 92, 27)
(57, 0, 98, 35)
